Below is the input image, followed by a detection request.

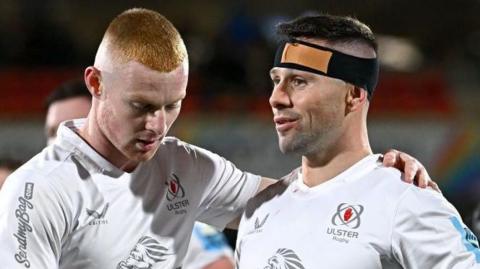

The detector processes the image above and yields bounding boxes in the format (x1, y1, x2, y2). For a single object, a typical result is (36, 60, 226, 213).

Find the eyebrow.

(127, 95, 185, 106)
(270, 67, 301, 76)
(269, 69, 279, 77)
(127, 94, 151, 102)
(269, 68, 307, 78)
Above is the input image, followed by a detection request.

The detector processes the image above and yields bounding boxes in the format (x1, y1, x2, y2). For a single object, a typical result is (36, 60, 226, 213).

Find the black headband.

(273, 39, 379, 98)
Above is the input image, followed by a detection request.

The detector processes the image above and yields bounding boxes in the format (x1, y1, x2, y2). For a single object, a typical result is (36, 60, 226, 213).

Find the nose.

(269, 82, 291, 110)
(145, 109, 167, 136)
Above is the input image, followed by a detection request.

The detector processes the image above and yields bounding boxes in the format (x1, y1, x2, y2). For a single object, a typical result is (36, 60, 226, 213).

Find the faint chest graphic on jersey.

(264, 248, 305, 269)
(117, 236, 173, 269)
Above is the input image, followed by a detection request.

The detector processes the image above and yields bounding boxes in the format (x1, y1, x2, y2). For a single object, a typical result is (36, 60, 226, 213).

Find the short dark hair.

(45, 79, 91, 109)
(0, 158, 23, 172)
(276, 14, 377, 52)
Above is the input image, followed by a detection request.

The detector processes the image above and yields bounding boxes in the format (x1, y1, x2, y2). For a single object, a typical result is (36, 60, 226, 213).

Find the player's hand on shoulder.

(382, 149, 440, 192)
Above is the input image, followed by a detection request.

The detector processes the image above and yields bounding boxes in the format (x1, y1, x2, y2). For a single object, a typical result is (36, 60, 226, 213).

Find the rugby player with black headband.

(274, 37, 378, 99)
(235, 13, 480, 269)
(0, 8, 445, 269)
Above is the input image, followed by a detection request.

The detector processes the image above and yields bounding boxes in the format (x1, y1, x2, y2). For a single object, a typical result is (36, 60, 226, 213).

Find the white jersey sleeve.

(192, 145, 261, 230)
(392, 187, 480, 268)
(0, 169, 68, 269)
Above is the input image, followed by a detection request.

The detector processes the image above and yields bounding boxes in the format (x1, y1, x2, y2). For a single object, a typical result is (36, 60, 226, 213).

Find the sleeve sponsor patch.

(450, 216, 480, 263)
(13, 182, 34, 268)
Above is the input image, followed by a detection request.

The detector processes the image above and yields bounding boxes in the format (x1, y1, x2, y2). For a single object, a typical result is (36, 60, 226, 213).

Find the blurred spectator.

(44, 79, 91, 145)
(0, 158, 22, 189)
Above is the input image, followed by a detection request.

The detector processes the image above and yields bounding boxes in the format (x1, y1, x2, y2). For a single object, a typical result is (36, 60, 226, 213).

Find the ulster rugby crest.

(326, 203, 364, 244)
(165, 173, 189, 215)
(165, 173, 185, 201)
(331, 203, 364, 229)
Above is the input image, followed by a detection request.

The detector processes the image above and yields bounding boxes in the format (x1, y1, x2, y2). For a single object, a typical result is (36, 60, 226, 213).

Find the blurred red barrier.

(370, 70, 455, 117)
(0, 68, 82, 118)
(0, 68, 456, 118)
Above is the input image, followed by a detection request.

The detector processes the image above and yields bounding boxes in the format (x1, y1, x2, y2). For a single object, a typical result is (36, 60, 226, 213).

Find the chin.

(139, 148, 160, 161)
(279, 143, 294, 154)
(124, 143, 161, 162)
(133, 152, 155, 162)
(279, 138, 295, 153)
(279, 139, 307, 155)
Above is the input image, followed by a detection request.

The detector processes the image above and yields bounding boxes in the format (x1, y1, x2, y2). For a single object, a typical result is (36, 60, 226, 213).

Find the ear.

(84, 66, 103, 98)
(346, 86, 368, 112)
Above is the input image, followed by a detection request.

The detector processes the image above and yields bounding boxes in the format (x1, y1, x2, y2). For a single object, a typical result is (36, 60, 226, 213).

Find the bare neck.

(78, 115, 138, 172)
(301, 128, 372, 187)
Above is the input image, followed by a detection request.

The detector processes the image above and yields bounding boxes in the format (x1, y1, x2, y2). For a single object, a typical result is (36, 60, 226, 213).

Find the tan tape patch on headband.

(281, 43, 333, 73)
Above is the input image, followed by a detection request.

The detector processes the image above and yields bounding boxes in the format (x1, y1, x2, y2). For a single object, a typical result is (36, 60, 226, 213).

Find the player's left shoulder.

(159, 136, 219, 163)
(159, 136, 189, 155)
(243, 173, 295, 221)
(364, 164, 412, 195)
(390, 176, 459, 221)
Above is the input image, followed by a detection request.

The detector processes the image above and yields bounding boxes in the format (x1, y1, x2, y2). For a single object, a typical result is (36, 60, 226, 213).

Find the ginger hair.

(100, 8, 187, 72)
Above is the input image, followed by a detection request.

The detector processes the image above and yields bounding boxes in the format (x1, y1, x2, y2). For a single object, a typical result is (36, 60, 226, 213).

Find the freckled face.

(95, 60, 188, 163)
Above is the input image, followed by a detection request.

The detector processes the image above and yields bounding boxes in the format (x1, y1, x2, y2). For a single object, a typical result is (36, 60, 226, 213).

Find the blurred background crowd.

(0, 0, 479, 236)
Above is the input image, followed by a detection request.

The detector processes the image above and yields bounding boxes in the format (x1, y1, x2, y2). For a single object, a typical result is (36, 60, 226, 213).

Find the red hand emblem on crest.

(343, 208, 352, 222)
(169, 181, 178, 193)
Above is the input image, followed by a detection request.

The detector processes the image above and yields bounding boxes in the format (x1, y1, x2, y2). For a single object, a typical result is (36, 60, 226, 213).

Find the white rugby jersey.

(0, 119, 261, 269)
(182, 222, 233, 269)
(236, 154, 480, 269)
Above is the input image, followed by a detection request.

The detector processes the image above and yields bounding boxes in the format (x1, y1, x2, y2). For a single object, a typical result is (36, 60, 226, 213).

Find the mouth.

(135, 138, 160, 152)
(274, 116, 299, 132)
